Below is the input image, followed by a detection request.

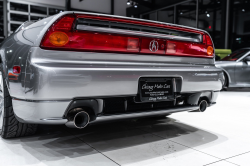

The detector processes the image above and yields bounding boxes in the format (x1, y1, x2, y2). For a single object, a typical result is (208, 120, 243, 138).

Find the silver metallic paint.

(215, 50, 250, 87)
(0, 11, 223, 124)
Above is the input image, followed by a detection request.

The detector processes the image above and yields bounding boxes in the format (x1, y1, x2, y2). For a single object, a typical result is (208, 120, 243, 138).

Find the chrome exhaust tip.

(65, 111, 90, 129)
(198, 100, 208, 112)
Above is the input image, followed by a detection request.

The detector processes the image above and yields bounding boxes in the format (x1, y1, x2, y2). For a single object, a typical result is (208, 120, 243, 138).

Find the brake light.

(41, 14, 214, 58)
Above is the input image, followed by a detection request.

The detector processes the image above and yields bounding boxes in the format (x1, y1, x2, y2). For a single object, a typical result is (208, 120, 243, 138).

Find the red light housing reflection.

(13, 66, 21, 74)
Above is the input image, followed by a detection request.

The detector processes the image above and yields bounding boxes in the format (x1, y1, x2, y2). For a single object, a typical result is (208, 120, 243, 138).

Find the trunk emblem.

(149, 40, 159, 52)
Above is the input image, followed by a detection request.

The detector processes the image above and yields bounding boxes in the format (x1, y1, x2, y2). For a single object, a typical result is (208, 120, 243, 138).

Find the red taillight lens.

(41, 14, 214, 58)
(41, 14, 75, 48)
(203, 34, 214, 56)
(13, 66, 21, 74)
(53, 15, 75, 31)
(166, 42, 176, 54)
(41, 14, 140, 53)
(69, 31, 140, 53)
(127, 38, 139, 51)
(165, 41, 208, 58)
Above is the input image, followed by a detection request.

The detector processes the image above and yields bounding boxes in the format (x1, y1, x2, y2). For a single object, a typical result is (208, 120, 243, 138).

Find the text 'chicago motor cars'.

(0, 12, 224, 138)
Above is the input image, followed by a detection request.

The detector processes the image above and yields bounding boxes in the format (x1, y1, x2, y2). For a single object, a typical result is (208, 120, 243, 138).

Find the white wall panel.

(71, 0, 111, 14)
(114, 0, 127, 16)
(24, 0, 65, 7)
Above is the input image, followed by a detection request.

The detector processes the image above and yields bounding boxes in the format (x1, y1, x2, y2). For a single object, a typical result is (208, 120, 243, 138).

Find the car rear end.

(12, 12, 224, 128)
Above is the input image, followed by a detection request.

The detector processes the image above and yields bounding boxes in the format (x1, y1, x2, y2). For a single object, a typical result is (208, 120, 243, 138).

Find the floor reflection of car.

(215, 48, 250, 89)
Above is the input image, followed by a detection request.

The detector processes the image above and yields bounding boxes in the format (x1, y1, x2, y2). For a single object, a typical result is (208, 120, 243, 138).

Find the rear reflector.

(207, 46, 214, 56)
(49, 32, 69, 46)
(40, 14, 214, 58)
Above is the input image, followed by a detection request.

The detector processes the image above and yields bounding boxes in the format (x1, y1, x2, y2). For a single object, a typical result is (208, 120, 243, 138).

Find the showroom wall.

(0, 0, 128, 39)
(71, 0, 111, 13)
(24, 0, 65, 7)
(25, 0, 127, 15)
(114, 0, 127, 16)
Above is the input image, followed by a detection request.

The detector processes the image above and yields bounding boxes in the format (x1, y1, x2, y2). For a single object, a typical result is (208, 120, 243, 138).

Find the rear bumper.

(9, 47, 224, 100)
(9, 47, 223, 124)
(13, 91, 220, 124)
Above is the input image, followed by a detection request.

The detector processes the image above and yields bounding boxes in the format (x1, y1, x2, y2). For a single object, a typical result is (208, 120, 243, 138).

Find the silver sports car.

(215, 48, 250, 89)
(0, 11, 224, 138)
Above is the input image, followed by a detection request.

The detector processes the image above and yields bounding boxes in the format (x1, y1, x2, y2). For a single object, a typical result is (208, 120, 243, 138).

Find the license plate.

(139, 78, 174, 102)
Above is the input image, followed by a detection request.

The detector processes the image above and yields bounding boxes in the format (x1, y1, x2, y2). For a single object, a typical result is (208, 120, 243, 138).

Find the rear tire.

(222, 72, 228, 90)
(0, 65, 37, 139)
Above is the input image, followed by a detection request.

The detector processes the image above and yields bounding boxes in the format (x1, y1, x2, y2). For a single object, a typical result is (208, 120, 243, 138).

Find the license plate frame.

(138, 77, 175, 102)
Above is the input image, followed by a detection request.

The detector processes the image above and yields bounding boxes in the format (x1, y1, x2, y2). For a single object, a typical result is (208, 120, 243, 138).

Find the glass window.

(0, 1, 3, 36)
(198, 0, 222, 49)
(0, 27, 3, 37)
(30, 16, 45, 21)
(221, 49, 250, 61)
(142, 14, 149, 20)
(31, 5, 47, 15)
(158, 7, 174, 23)
(49, 8, 63, 15)
(231, 1, 250, 51)
(11, 24, 21, 32)
(10, 13, 28, 22)
(142, 12, 157, 21)
(0, 38, 4, 44)
(177, 1, 197, 28)
(10, 2, 28, 12)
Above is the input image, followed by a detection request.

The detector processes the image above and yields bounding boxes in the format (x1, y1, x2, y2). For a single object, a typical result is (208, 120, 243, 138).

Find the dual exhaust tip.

(190, 100, 208, 112)
(65, 109, 90, 129)
(65, 99, 208, 128)
(198, 100, 208, 112)
(196, 100, 208, 112)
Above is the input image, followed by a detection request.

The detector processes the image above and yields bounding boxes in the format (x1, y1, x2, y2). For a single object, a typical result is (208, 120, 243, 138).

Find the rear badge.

(149, 40, 159, 52)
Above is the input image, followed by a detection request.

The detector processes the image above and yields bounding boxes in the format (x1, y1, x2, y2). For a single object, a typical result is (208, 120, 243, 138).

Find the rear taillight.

(205, 34, 214, 56)
(69, 31, 140, 53)
(41, 14, 214, 58)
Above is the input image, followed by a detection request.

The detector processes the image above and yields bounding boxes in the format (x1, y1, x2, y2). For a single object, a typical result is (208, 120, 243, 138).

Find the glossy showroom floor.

(0, 90, 250, 166)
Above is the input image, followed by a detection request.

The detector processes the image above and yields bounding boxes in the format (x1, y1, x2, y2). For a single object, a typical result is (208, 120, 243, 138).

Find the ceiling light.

(242, 9, 245, 12)
(127, 0, 131, 5)
(134, 2, 138, 8)
(207, 14, 210, 17)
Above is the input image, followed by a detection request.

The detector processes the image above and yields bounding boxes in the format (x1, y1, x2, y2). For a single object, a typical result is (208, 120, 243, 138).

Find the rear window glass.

(222, 49, 250, 61)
